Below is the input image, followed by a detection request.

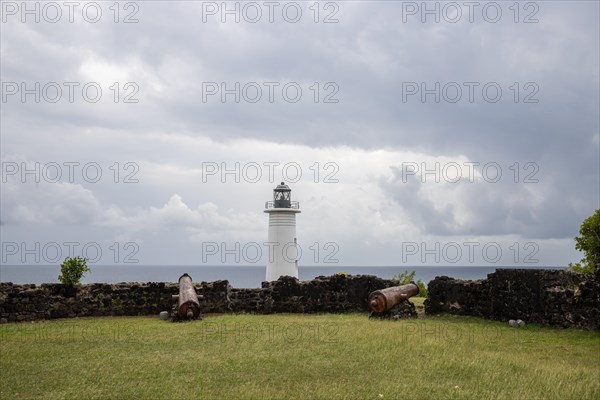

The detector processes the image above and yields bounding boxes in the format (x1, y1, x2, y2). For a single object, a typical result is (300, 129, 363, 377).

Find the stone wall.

(0, 274, 394, 323)
(265, 275, 392, 313)
(425, 268, 600, 330)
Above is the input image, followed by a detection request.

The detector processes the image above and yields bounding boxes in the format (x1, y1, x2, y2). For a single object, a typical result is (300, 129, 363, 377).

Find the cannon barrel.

(175, 273, 201, 319)
(368, 282, 419, 313)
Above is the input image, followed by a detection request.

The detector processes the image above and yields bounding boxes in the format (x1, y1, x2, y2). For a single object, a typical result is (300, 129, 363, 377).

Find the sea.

(0, 265, 566, 288)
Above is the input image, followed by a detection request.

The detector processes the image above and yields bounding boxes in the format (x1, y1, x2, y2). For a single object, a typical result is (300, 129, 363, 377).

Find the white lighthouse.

(264, 182, 301, 281)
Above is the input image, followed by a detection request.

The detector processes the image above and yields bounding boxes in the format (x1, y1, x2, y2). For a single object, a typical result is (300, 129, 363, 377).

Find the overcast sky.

(1, 1, 598, 269)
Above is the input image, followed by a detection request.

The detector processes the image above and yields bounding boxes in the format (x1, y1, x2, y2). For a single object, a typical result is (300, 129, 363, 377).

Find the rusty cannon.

(171, 273, 203, 320)
(368, 282, 419, 314)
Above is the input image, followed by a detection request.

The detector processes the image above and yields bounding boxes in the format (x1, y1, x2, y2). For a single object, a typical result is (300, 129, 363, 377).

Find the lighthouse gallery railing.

(265, 201, 300, 209)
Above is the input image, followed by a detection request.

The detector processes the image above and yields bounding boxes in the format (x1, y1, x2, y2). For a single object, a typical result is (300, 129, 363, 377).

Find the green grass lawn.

(1, 313, 599, 399)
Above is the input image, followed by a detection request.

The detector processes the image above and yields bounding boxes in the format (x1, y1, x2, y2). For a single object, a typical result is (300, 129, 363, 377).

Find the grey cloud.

(1, 1, 598, 266)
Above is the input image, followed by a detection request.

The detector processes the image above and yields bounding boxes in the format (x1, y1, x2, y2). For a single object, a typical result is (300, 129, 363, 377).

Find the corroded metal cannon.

(172, 273, 203, 320)
(368, 282, 419, 313)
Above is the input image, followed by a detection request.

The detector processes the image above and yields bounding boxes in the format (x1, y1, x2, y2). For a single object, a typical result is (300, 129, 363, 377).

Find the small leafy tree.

(391, 269, 428, 297)
(58, 257, 90, 285)
(568, 209, 600, 276)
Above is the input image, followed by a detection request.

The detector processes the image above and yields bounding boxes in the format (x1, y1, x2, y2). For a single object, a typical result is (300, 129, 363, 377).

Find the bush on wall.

(391, 270, 428, 297)
(58, 257, 90, 285)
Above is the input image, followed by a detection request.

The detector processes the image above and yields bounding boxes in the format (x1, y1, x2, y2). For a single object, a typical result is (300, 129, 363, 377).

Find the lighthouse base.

(265, 262, 298, 282)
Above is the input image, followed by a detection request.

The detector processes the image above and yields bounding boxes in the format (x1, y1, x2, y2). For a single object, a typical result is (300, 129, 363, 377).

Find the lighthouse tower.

(264, 182, 301, 281)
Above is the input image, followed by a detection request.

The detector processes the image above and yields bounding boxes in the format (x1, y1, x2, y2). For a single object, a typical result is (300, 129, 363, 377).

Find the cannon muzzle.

(368, 282, 419, 313)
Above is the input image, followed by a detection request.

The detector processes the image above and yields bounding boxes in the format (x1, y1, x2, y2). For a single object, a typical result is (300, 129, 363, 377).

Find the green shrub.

(568, 262, 596, 276)
(58, 257, 90, 285)
(568, 209, 600, 276)
(391, 269, 428, 297)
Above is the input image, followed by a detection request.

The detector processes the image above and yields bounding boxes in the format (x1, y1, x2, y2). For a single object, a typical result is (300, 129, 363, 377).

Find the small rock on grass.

(509, 319, 526, 327)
